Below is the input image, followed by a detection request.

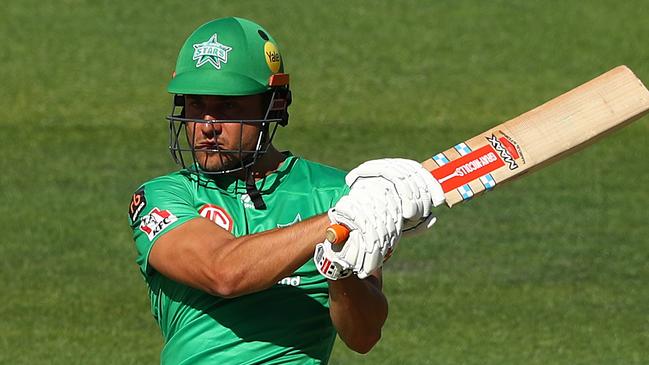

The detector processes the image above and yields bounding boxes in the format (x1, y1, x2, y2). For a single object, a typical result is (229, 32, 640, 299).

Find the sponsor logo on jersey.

(240, 194, 255, 209)
(277, 276, 301, 287)
(192, 33, 232, 69)
(277, 214, 302, 228)
(139, 208, 178, 241)
(128, 187, 146, 224)
(487, 134, 519, 170)
(198, 204, 233, 232)
(431, 144, 505, 192)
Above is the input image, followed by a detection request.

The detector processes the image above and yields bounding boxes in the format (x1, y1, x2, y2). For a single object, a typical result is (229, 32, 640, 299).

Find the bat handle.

(325, 223, 350, 244)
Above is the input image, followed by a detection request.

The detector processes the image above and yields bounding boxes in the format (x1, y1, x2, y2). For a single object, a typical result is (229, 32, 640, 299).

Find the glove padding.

(314, 180, 402, 280)
(346, 158, 445, 235)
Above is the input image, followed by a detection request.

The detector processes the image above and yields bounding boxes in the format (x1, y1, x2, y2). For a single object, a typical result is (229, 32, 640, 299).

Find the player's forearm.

(328, 275, 388, 353)
(211, 214, 330, 297)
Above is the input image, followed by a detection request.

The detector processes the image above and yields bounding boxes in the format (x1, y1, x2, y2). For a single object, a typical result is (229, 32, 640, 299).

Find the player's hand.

(346, 158, 445, 236)
(314, 181, 402, 280)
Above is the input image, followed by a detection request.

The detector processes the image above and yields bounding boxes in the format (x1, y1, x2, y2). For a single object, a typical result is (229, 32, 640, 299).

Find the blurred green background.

(1, 1, 648, 364)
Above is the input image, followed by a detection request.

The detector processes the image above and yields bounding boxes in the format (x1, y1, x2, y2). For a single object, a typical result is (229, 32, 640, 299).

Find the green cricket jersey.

(128, 154, 348, 365)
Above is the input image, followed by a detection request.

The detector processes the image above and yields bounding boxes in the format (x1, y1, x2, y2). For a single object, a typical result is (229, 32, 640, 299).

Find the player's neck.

(235, 145, 286, 181)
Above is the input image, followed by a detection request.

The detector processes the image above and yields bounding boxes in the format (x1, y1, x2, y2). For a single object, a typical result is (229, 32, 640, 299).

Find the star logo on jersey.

(192, 33, 232, 69)
(277, 214, 302, 228)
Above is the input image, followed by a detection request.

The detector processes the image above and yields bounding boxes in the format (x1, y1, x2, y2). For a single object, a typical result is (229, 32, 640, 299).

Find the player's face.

(184, 94, 268, 172)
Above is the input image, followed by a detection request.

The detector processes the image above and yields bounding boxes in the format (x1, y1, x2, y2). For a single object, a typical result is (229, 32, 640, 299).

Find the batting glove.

(314, 180, 402, 280)
(346, 158, 445, 236)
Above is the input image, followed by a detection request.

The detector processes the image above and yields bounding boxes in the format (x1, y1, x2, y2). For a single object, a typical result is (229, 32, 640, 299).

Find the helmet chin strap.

(244, 169, 267, 210)
(242, 154, 267, 210)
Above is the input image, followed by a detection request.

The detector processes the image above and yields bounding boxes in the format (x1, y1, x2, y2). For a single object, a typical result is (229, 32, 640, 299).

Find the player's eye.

(222, 101, 237, 110)
(189, 100, 204, 109)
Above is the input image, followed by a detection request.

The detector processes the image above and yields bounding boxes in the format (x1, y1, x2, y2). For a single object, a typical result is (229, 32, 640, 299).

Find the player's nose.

(199, 115, 223, 137)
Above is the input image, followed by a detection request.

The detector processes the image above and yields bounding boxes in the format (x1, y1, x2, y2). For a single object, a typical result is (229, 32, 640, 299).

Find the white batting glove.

(314, 181, 402, 280)
(314, 240, 354, 280)
(346, 158, 445, 236)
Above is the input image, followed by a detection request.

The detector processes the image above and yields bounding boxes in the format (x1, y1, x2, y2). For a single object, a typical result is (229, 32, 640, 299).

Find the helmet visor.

(166, 91, 285, 175)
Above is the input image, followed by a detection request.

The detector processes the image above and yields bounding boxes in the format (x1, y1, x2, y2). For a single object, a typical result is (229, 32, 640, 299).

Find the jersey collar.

(185, 152, 297, 197)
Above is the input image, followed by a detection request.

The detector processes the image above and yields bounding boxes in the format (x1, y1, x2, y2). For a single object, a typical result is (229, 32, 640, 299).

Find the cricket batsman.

(128, 17, 444, 364)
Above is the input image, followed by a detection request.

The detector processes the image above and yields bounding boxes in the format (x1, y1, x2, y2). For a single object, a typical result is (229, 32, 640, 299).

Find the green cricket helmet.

(168, 17, 287, 96)
(166, 17, 291, 180)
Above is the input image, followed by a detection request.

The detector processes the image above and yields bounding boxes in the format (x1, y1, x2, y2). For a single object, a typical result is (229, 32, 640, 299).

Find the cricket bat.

(327, 65, 649, 243)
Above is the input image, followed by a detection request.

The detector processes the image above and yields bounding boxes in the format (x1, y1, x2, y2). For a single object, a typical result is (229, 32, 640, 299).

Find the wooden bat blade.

(326, 66, 649, 244)
(422, 65, 649, 207)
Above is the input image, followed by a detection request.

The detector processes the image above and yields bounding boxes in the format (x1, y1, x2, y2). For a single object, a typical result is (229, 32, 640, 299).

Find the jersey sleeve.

(299, 158, 350, 211)
(127, 175, 199, 276)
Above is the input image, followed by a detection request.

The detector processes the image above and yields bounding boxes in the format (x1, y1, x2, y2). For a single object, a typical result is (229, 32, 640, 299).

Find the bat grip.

(325, 223, 350, 244)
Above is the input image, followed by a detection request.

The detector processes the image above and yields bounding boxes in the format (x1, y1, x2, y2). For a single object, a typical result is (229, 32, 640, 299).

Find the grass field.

(1, 1, 649, 364)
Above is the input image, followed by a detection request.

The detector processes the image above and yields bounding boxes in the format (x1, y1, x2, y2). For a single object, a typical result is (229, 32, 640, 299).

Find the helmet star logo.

(192, 34, 233, 69)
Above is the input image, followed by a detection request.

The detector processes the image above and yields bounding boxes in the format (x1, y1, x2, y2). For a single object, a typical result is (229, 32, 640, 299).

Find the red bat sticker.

(431, 145, 505, 192)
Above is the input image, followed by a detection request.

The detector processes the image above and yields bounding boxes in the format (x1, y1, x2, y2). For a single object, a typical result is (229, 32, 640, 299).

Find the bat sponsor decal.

(431, 145, 505, 192)
(487, 134, 519, 170)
